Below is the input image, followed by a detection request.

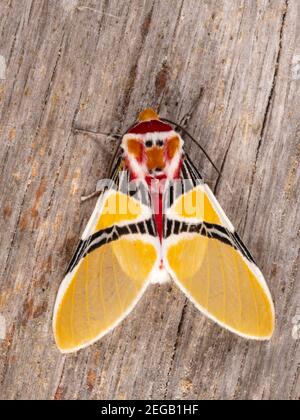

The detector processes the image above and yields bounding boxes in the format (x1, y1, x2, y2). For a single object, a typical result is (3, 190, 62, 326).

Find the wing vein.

(85, 257, 92, 339)
(233, 250, 243, 329)
(113, 242, 125, 313)
(216, 240, 227, 322)
(99, 246, 107, 328)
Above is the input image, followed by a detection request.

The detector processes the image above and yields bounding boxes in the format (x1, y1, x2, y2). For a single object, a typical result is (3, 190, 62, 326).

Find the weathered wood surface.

(0, 0, 299, 400)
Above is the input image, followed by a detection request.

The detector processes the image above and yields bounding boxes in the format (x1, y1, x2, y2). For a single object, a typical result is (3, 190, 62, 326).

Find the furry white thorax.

(149, 267, 171, 284)
(122, 131, 184, 180)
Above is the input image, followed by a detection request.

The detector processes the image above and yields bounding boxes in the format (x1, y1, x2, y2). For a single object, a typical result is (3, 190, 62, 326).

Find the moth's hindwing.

(53, 182, 159, 353)
(163, 158, 275, 340)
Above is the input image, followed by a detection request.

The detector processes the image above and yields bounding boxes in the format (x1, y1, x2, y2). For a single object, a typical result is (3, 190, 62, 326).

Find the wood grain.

(0, 0, 299, 400)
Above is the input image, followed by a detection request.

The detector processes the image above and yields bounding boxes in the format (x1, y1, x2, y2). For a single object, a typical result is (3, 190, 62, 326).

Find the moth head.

(122, 109, 184, 177)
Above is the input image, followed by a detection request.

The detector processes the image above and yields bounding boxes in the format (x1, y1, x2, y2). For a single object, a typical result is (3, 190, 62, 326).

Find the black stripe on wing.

(67, 218, 157, 274)
(184, 154, 204, 183)
(163, 156, 204, 215)
(164, 218, 255, 264)
(66, 164, 156, 275)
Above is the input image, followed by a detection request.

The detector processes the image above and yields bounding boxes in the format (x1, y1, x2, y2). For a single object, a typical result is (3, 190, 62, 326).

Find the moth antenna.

(107, 141, 123, 178)
(72, 126, 122, 139)
(162, 118, 234, 194)
(160, 117, 222, 178)
(72, 125, 125, 179)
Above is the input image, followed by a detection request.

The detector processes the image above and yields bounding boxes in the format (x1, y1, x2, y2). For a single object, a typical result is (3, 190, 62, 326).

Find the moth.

(53, 109, 275, 353)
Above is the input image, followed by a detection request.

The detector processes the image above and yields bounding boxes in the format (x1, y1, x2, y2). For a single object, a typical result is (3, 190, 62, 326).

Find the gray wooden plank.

(0, 0, 299, 400)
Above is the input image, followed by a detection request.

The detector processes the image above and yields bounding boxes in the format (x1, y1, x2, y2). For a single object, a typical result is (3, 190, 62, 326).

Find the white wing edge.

(162, 234, 275, 341)
(53, 234, 161, 354)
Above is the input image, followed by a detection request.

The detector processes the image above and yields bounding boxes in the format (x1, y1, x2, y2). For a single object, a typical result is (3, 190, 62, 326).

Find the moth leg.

(72, 126, 122, 140)
(81, 180, 105, 202)
(81, 190, 101, 202)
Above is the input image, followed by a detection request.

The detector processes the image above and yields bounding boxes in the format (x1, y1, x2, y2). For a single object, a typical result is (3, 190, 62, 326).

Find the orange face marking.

(146, 147, 165, 171)
(166, 136, 180, 159)
(127, 139, 143, 161)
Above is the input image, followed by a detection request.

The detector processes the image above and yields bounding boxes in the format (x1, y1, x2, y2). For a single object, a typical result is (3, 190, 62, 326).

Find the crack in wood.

(37, 37, 64, 134)
(45, 132, 72, 219)
(242, 0, 289, 236)
(27, 0, 35, 24)
(1, 31, 65, 283)
(157, 0, 185, 111)
(7, 17, 22, 65)
(119, 3, 155, 120)
(289, 361, 300, 400)
(163, 299, 188, 399)
(179, 87, 205, 128)
(0, 0, 299, 400)
(213, 124, 237, 195)
(232, 342, 250, 399)
(0, 29, 67, 384)
(52, 356, 66, 400)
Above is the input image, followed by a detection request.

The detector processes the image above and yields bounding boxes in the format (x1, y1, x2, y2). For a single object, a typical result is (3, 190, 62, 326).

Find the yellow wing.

(53, 189, 159, 353)
(164, 182, 275, 340)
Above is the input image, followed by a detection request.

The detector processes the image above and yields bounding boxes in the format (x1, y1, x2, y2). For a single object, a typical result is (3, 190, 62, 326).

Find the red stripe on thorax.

(128, 120, 172, 134)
